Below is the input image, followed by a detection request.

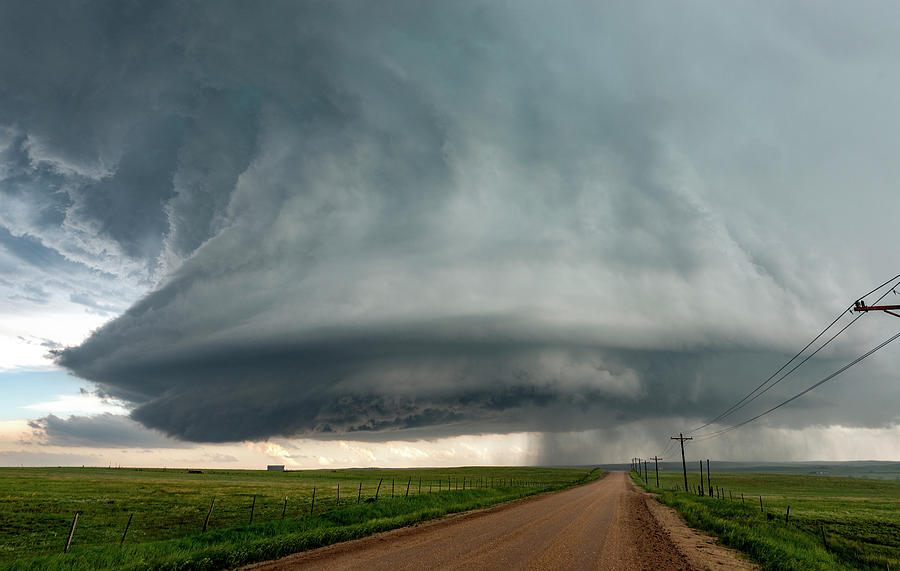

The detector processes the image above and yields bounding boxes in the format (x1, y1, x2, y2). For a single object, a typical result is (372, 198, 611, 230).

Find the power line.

(689, 309, 856, 432)
(693, 327, 900, 441)
(689, 272, 900, 432)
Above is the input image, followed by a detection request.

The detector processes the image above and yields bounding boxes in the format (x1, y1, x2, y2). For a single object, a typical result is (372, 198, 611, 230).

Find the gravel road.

(242, 471, 697, 570)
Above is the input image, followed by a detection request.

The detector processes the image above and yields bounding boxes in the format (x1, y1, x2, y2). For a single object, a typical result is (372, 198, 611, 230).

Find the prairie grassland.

(1, 466, 601, 570)
(631, 470, 900, 570)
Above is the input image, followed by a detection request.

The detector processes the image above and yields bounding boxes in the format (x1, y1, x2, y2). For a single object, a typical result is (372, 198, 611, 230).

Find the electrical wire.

(689, 272, 900, 433)
(693, 327, 900, 441)
(658, 437, 675, 459)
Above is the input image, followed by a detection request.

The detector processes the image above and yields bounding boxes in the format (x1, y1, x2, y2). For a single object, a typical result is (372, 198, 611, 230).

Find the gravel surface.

(242, 471, 703, 570)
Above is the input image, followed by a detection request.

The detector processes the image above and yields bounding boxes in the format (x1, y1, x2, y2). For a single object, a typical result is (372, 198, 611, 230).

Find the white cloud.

(24, 394, 128, 417)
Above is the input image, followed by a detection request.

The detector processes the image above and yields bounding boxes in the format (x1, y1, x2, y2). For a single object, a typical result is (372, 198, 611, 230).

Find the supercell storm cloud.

(3, 2, 898, 443)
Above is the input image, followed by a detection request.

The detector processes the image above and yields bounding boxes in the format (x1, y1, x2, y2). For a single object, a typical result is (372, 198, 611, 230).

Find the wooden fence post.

(310, 487, 316, 514)
(337, 484, 340, 507)
(785, 506, 790, 523)
(120, 513, 133, 545)
(249, 495, 256, 524)
(282, 496, 287, 519)
(64, 512, 79, 553)
(405, 477, 411, 498)
(202, 499, 215, 533)
(357, 482, 362, 504)
(391, 478, 394, 498)
(759, 496, 763, 513)
(375, 478, 383, 501)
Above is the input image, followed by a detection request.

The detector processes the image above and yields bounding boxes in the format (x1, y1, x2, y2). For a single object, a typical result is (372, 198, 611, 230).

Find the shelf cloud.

(2, 2, 897, 443)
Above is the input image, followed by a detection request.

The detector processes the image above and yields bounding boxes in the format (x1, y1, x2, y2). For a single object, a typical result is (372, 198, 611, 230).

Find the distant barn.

(267, 465, 285, 471)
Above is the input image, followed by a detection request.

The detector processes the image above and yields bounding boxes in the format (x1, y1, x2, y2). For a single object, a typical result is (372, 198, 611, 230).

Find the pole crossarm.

(853, 301, 900, 318)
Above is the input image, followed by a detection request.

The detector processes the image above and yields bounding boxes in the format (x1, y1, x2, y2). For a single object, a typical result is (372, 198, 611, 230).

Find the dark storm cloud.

(1, 1, 894, 442)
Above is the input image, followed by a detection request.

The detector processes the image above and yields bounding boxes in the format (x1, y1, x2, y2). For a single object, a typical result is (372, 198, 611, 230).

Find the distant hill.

(591, 460, 900, 480)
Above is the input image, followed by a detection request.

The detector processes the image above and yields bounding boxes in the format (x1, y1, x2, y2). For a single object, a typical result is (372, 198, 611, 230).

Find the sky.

(1, 0, 899, 470)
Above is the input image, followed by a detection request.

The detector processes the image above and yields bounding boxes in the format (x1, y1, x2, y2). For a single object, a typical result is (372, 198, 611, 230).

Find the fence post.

(759, 496, 763, 513)
(337, 484, 340, 507)
(120, 513, 133, 545)
(64, 512, 79, 553)
(375, 478, 383, 501)
(391, 478, 394, 498)
(357, 482, 362, 504)
(406, 477, 411, 498)
(699, 460, 704, 496)
(282, 496, 287, 519)
(310, 487, 316, 514)
(202, 499, 215, 533)
(820, 525, 828, 549)
(249, 495, 256, 524)
(785, 506, 790, 523)
(418, 477, 421, 494)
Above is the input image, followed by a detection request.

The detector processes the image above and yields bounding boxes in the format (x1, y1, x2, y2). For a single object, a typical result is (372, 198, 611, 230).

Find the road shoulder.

(633, 482, 760, 571)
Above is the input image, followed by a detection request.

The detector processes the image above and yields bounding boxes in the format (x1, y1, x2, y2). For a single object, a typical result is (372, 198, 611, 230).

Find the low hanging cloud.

(2, 2, 896, 443)
(28, 413, 194, 449)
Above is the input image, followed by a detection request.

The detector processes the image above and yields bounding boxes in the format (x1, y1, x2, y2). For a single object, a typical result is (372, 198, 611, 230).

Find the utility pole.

(649, 456, 662, 488)
(671, 433, 692, 492)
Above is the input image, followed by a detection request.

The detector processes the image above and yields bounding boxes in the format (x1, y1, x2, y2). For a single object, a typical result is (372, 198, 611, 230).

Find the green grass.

(631, 470, 900, 570)
(0, 466, 602, 569)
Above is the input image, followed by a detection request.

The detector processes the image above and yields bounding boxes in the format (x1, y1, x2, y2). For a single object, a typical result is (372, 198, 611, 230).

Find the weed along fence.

(630, 459, 817, 525)
(1, 466, 600, 566)
(628, 462, 900, 570)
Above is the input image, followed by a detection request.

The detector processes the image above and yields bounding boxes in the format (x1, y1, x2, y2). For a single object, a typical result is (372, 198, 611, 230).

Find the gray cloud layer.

(2, 1, 898, 442)
(28, 413, 193, 449)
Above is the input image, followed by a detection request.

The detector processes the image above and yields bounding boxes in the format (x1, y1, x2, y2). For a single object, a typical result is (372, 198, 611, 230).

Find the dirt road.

(243, 472, 697, 570)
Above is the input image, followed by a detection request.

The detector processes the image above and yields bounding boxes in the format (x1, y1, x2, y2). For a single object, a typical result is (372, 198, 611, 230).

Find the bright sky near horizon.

(1, 1, 899, 469)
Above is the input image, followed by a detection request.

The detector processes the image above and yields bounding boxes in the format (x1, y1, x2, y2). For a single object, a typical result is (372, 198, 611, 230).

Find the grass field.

(1, 466, 601, 570)
(631, 469, 900, 570)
